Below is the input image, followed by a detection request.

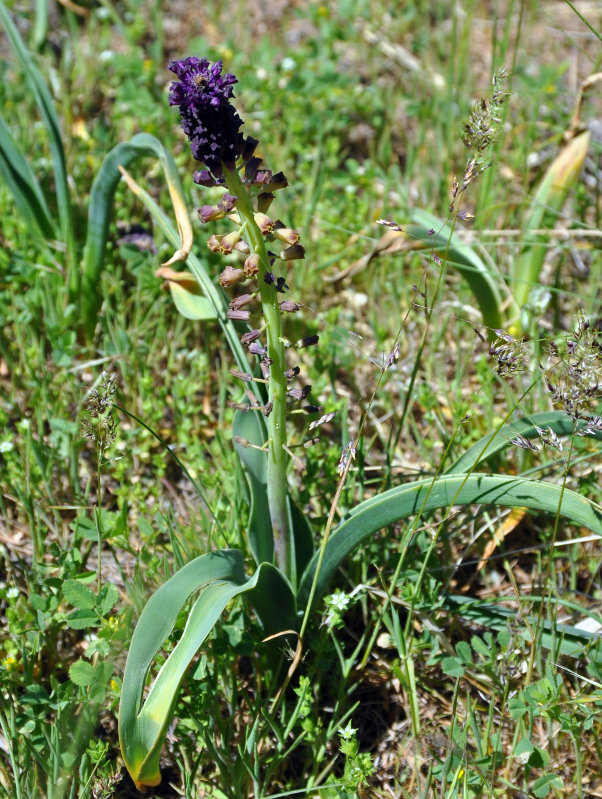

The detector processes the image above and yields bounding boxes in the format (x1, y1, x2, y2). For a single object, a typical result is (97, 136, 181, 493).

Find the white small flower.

(280, 57, 296, 72)
(331, 589, 350, 612)
(6, 587, 19, 600)
(0, 440, 13, 453)
(338, 721, 356, 740)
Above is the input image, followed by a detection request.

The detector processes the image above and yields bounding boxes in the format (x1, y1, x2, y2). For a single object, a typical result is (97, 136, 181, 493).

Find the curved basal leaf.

(233, 409, 272, 565)
(510, 131, 590, 333)
(446, 411, 602, 475)
(82, 133, 185, 336)
(119, 551, 296, 789)
(298, 473, 602, 609)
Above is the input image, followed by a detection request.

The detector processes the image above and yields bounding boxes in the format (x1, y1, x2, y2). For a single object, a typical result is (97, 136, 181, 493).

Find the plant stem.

(223, 167, 293, 582)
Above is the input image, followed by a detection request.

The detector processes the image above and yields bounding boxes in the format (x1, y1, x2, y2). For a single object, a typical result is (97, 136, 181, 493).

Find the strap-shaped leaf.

(82, 133, 189, 336)
(298, 473, 602, 609)
(119, 551, 296, 790)
(446, 411, 602, 474)
(510, 130, 590, 331)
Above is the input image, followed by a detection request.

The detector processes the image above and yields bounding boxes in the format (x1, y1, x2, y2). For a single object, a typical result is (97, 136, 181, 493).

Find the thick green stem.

(223, 167, 294, 583)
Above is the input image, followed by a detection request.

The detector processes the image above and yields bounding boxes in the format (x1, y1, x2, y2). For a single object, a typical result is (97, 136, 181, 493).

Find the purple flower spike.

(168, 57, 245, 175)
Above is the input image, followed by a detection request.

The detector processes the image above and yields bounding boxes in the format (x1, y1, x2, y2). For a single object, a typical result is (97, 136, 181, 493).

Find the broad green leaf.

(532, 773, 563, 798)
(441, 657, 465, 678)
(97, 583, 119, 617)
(233, 409, 272, 565)
(66, 609, 99, 629)
(119, 551, 296, 790)
(446, 411, 602, 474)
(298, 473, 602, 608)
(155, 267, 217, 321)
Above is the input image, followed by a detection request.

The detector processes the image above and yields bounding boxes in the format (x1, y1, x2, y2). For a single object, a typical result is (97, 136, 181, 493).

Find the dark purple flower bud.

(241, 329, 262, 346)
(280, 300, 301, 313)
(227, 309, 251, 321)
(249, 342, 267, 357)
(242, 137, 259, 161)
(244, 157, 262, 183)
(258, 192, 275, 213)
(279, 244, 305, 261)
(230, 293, 255, 311)
(219, 266, 245, 287)
(284, 366, 300, 379)
(264, 272, 276, 286)
(168, 57, 245, 175)
(275, 276, 289, 293)
(287, 385, 311, 400)
(265, 172, 288, 192)
(296, 335, 319, 349)
(193, 169, 224, 187)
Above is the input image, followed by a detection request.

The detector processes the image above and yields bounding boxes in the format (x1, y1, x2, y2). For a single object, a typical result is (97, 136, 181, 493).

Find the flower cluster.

(451, 68, 511, 214)
(168, 57, 246, 177)
(545, 314, 602, 434)
(82, 371, 117, 456)
(488, 328, 528, 378)
(169, 55, 327, 495)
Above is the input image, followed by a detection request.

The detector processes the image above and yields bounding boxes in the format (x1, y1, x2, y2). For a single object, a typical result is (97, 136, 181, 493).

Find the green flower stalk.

(168, 56, 310, 583)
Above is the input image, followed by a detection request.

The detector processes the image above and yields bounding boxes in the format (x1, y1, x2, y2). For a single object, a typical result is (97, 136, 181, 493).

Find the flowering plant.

(115, 58, 602, 791)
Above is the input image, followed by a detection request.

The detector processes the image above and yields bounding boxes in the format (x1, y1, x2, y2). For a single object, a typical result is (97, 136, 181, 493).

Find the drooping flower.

(168, 56, 245, 176)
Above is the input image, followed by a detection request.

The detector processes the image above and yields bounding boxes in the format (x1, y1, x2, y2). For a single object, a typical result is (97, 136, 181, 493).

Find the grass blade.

(0, 112, 55, 240)
(0, 1, 76, 288)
